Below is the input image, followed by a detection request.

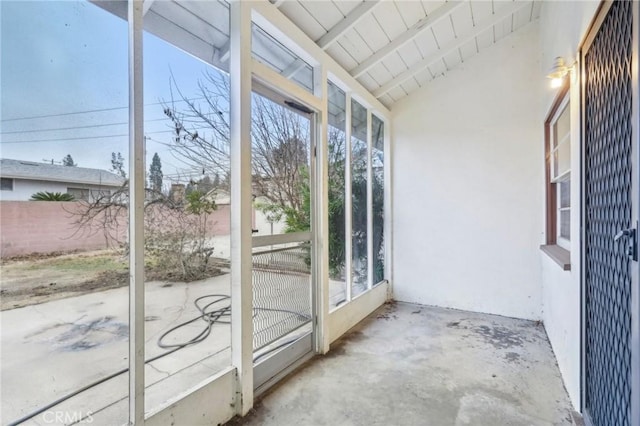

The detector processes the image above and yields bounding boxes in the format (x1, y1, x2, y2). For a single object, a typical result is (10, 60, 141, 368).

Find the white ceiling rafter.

(142, 0, 155, 16)
(349, 1, 465, 78)
(373, 1, 530, 98)
(315, 0, 382, 50)
(217, 40, 231, 63)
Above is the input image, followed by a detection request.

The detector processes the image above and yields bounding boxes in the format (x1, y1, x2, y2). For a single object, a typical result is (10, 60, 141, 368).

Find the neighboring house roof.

(0, 158, 125, 187)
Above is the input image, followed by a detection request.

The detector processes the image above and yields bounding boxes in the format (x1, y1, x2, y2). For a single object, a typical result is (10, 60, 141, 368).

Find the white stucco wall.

(1, 180, 70, 201)
(0, 179, 119, 201)
(392, 22, 543, 321)
(253, 211, 287, 236)
(538, 0, 599, 410)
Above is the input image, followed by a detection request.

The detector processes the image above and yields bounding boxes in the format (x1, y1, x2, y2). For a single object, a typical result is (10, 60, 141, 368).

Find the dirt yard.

(0, 250, 228, 310)
(0, 251, 127, 310)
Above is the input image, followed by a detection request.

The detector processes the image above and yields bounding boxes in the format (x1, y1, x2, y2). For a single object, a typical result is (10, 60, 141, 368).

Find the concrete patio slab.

(1, 266, 347, 425)
(230, 302, 575, 426)
(1, 275, 232, 425)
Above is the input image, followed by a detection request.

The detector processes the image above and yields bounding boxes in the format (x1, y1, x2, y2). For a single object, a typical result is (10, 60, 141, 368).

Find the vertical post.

(384, 116, 393, 297)
(314, 66, 330, 353)
(127, 0, 145, 424)
(345, 94, 353, 302)
(579, 30, 588, 418)
(230, 0, 253, 416)
(366, 109, 373, 290)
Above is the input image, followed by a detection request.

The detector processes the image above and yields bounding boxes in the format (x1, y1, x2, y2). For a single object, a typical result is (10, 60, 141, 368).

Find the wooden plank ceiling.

(275, 0, 541, 107)
(136, 0, 541, 109)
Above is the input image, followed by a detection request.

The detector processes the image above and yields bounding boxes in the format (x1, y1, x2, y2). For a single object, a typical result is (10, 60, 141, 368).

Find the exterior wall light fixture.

(547, 56, 575, 88)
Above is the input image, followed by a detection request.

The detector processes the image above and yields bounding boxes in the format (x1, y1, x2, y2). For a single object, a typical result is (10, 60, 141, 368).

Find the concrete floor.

(231, 302, 576, 426)
(1, 276, 233, 425)
(1, 269, 347, 425)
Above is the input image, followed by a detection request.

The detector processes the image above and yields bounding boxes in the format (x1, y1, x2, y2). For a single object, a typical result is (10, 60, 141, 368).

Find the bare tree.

(72, 68, 312, 280)
(70, 184, 218, 281)
(163, 71, 231, 183)
(163, 70, 309, 212)
(66, 183, 129, 249)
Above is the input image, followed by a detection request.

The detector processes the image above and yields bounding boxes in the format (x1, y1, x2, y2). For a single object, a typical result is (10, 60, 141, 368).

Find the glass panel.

(0, 178, 13, 191)
(372, 115, 385, 285)
(251, 92, 313, 359)
(1, 1, 129, 423)
(67, 187, 91, 202)
(560, 178, 571, 209)
(555, 104, 570, 145)
(552, 102, 570, 180)
(327, 82, 347, 309)
(252, 23, 314, 93)
(142, 3, 231, 413)
(252, 92, 311, 234)
(557, 139, 571, 177)
(351, 100, 368, 296)
(560, 210, 571, 240)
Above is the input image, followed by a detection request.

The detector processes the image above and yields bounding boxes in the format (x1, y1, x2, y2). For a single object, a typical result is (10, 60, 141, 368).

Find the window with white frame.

(552, 100, 570, 247)
(547, 93, 571, 251)
(67, 187, 90, 201)
(1, 178, 14, 191)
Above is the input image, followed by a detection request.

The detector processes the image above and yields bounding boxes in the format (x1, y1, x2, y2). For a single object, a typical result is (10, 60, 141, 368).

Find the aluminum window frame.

(88, 1, 393, 423)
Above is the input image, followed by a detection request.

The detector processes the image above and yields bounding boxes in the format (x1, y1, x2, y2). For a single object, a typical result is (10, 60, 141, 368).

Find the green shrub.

(30, 191, 75, 201)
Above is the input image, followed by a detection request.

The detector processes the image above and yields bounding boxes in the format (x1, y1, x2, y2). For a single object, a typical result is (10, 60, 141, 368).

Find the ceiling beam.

(350, 1, 465, 78)
(142, 0, 155, 16)
(218, 39, 231, 63)
(373, 1, 529, 98)
(273, 0, 286, 7)
(251, 1, 390, 115)
(316, 0, 381, 50)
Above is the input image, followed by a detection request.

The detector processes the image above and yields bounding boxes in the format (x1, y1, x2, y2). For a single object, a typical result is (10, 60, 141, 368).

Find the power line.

(0, 117, 171, 135)
(1, 105, 130, 123)
(0, 96, 207, 122)
(1, 126, 212, 144)
(145, 136, 169, 144)
(1, 133, 129, 144)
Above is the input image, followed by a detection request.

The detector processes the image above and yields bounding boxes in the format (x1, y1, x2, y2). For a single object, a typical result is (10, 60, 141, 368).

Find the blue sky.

(1, 0, 222, 182)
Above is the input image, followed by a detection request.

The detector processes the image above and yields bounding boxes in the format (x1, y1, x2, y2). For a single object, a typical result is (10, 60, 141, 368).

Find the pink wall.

(1, 201, 109, 257)
(0, 201, 232, 258)
(207, 204, 231, 236)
